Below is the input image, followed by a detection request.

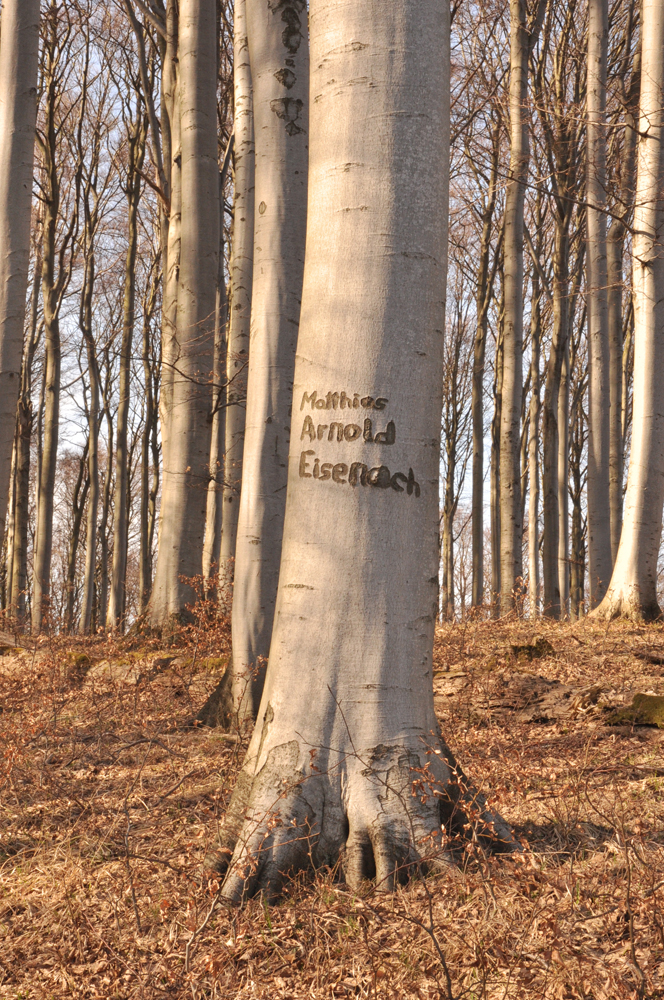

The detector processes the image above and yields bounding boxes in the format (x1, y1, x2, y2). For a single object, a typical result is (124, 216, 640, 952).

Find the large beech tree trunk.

(211, 0, 514, 902)
(0, 0, 40, 549)
(149, 0, 219, 626)
(218, 0, 254, 611)
(595, 0, 664, 621)
(229, 0, 309, 720)
(586, 0, 612, 607)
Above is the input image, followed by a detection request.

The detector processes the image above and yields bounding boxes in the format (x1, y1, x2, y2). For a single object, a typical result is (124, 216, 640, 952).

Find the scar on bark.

(267, 0, 306, 55)
(270, 97, 305, 136)
(274, 68, 296, 89)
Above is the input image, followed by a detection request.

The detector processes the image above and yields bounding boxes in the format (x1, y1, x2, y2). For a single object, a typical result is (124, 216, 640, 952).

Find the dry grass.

(1, 615, 664, 999)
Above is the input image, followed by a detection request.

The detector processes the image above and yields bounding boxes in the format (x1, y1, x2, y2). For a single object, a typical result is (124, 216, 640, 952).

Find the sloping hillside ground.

(1, 613, 663, 999)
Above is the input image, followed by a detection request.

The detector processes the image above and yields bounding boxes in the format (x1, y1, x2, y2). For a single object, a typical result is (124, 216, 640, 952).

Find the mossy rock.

(64, 651, 92, 681)
(199, 656, 230, 674)
(510, 637, 555, 662)
(606, 693, 664, 728)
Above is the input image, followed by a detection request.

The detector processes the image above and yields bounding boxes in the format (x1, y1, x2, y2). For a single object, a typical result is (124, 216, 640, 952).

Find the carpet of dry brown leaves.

(1, 610, 664, 999)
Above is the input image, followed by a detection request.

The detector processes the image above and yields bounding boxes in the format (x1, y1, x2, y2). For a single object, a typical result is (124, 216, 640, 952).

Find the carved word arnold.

(300, 415, 395, 445)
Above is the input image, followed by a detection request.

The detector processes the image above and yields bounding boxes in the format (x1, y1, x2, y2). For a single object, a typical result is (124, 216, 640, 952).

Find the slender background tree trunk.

(108, 113, 147, 630)
(0, 0, 40, 550)
(499, 0, 530, 614)
(586, 0, 612, 607)
(150, 0, 220, 626)
(203, 157, 231, 590)
(79, 250, 99, 635)
(528, 271, 541, 616)
(218, 0, 254, 612)
(230, 0, 310, 719)
(10, 259, 40, 623)
(606, 42, 640, 564)
(471, 124, 500, 610)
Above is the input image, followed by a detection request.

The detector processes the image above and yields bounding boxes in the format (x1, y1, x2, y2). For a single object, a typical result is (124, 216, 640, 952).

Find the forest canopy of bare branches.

(0, 0, 651, 634)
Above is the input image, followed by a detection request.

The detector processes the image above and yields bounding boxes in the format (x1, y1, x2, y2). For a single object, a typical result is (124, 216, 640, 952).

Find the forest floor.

(1, 613, 664, 999)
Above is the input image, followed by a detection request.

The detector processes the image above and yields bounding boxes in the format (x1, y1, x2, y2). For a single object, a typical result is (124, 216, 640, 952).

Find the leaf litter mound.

(1, 615, 664, 999)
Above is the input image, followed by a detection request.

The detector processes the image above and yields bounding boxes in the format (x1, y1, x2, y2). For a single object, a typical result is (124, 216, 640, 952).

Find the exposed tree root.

(193, 663, 234, 729)
(592, 587, 662, 623)
(205, 736, 519, 903)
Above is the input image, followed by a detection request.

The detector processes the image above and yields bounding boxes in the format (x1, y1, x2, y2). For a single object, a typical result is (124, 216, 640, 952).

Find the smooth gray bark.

(499, 0, 529, 614)
(586, 0, 612, 607)
(230, 0, 309, 719)
(0, 0, 40, 550)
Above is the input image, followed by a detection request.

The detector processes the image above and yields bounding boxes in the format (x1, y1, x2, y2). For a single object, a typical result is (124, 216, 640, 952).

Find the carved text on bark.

(300, 415, 396, 444)
(300, 390, 388, 411)
(299, 451, 420, 495)
(297, 389, 420, 496)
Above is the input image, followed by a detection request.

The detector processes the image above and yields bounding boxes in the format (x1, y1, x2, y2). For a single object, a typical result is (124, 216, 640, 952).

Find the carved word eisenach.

(299, 451, 420, 497)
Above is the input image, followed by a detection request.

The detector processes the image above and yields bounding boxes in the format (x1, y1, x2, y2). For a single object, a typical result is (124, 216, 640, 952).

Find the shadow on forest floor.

(1, 614, 663, 998)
